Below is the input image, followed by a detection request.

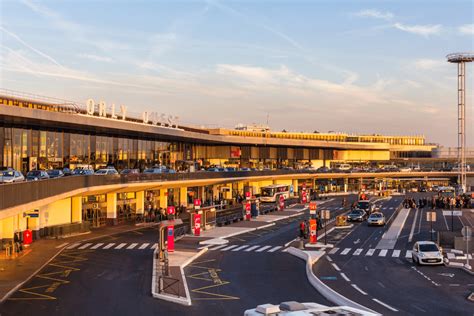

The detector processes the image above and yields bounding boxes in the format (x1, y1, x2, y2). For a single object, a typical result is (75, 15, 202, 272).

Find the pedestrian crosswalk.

(207, 244, 287, 254)
(327, 247, 414, 259)
(63, 242, 158, 250)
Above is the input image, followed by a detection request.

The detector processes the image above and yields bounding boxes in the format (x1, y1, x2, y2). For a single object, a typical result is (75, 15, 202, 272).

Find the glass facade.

(0, 125, 338, 174)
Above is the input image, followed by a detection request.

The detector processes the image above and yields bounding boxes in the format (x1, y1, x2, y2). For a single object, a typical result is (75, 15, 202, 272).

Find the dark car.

(26, 170, 50, 181)
(47, 169, 64, 178)
(347, 209, 367, 222)
(316, 166, 331, 173)
(72, 169, 94, 176)
(120, 168, 140, 175)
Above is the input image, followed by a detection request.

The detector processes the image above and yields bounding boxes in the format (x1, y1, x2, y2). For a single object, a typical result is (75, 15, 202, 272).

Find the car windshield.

(370, 213, 382, 218)
(419, 244, 439, 252)
(2, 171, 14, 177)
(261, 188, 275, 197)
(350, 211, 362, 215)
(28, 171, 41, 176)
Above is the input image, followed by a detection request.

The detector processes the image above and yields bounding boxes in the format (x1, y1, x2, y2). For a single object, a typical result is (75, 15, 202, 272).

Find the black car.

(26, 170, 50, 181)
(347, 209, 367, 222)
(47, 169, 65, 178)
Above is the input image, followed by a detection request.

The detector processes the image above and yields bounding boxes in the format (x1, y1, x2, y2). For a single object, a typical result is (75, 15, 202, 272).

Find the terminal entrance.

(82, 195, 107, 227)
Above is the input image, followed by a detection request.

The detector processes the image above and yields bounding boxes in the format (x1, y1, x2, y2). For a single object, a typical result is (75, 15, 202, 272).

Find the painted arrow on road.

(354, 239, 361, 245)
(438, 273, 455, 278)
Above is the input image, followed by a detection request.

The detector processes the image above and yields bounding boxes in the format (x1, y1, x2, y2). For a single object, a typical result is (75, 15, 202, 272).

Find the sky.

(0, 0, 473, 146)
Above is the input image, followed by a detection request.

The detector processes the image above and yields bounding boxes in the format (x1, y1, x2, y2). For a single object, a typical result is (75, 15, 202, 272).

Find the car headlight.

(419, 252, 425, 257)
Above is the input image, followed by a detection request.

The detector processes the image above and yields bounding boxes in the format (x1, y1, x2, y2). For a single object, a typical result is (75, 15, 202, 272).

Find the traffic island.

(151, 247, 208, 306)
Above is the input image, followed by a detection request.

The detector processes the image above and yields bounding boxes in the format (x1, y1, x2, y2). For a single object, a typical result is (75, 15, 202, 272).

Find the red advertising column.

(309, 202, 317, 215)
(245, 191, 251, 200)
(167, 206, 175, 217)
(278, 194, 285, 211)
(309, 219, 317, 244)
(194, 213, 201, 236)
(167, 225, 175, 252)
(23, 229, 33, 245)
(194, 198, 201, 210)
(301, 190, 307, 204)
(245, 202, 251, 220)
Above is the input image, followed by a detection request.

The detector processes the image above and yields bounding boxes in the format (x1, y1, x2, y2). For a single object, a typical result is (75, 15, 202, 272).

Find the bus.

(260, 184, 290, 203)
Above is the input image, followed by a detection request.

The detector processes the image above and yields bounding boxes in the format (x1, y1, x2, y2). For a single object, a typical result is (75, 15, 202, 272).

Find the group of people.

(403, 194, 472, 209)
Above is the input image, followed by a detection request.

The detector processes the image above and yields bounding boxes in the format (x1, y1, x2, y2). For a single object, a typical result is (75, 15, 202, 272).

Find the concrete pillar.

(1, 217, 14, 241)
(344, 178, 348, 193)
(71, 196, 83, 223)
(292, 179, 299, 194)
(136, 191, 145, 214)
(106, 193, 117, 225)
(159, 189, 168, 209)
(180, 187, 188, 207)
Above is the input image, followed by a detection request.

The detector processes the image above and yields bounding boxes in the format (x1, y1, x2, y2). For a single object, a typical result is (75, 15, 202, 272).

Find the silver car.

(0, 170, 25, 183)
(367, 212, 385, 226)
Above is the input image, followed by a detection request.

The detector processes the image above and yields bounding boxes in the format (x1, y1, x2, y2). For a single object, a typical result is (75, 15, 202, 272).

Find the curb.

(287, 247, 379, 315)
(198, 222, 277, 244)
(0, 248, 64, 303)
(443, 260, 474, 275)
(151, 247, 208, 306)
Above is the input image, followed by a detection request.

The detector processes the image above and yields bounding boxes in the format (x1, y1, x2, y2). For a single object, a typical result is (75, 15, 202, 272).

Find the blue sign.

(290, 185, 294, 193)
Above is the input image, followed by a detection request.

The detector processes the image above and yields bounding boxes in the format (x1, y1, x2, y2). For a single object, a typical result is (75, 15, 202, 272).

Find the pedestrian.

(299, 221, 306, 239)
(14, 231, 22, 253)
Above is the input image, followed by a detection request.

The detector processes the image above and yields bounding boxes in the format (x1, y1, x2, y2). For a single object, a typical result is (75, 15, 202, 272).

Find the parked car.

(239, 167, 252, 172)
(0, 169, 25, 183)
(95, 168, 119, 175)
(26, 170, 50, 181)
(367, 212, 385, 226)
(412, 241, 444, 265)
(144, 166, 176, 174)
(62, 167, 72, 176)
(316, 166, 331, 173)
(399, 166, 412, 172)
(347, 209, 367, 222)
(120, 168, 140, 175)
(72, 169, 95, 176)
(47, 169, 65, 178)
(226, 167, 237, 172)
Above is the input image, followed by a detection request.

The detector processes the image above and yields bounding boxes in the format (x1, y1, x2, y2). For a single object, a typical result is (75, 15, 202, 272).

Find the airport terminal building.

(0, 90, 434, 174)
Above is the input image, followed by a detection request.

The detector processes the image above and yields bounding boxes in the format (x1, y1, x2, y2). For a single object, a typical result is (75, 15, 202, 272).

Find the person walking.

(299, 221, 306, 239)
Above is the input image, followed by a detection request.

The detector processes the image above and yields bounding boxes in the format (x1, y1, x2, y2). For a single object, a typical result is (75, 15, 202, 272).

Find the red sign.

(194, 198, 201, 210)
(245, 191, 251, 200)
(245, 202, 251, 220)
(230, 146, 241, 158)
(278, 195, 285, 211)
(167, 225, 175, 252)
(301, 191, 307, 204)
(167, 206, 175, 215)
(309, 219, 317, 244)
(194, 213, 201, 236)
(309, 202, 317, 211)
(23, 229, 33, 245)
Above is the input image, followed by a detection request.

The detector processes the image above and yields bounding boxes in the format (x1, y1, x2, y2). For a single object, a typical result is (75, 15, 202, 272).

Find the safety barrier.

(42, 222, 90, 238)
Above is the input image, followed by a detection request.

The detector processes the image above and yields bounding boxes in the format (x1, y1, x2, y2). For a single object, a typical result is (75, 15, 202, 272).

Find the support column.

(344, 178, 348, 193)
(136, 191, 145, 214)
(106, 193, 117, 225)
(180, 187, 188, 207)
(71, 196, 83, 223)
(159, 189, 168, 209)
(292, 179, 299, 195)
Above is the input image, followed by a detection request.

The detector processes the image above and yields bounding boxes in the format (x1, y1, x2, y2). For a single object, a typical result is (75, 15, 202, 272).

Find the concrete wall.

(39, 198, 72, 229)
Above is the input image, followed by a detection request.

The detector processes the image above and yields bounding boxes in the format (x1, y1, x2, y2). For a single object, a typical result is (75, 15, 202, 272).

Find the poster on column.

(167, 225, 175, 252)
(309, 219, 317, 244)
(194, 213, 201, 236)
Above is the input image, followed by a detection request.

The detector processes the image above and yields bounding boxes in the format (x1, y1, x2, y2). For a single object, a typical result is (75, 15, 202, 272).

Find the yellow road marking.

(8, 285, 57, 301)
(192, 282, 239, 300)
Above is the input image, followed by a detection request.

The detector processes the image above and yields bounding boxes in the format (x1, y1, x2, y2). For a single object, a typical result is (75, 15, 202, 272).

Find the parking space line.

(103, 243, 115, 249)
(139, 243, 150, 249)
(209, 245, 227, 251)
(392, 250, 401, 257)
(127, 243, 138, 249)
(56, 243, 69, 249)
(151, 243, 158, 249)
(329, 247, 339, 254)
(341, 248, 352, 255)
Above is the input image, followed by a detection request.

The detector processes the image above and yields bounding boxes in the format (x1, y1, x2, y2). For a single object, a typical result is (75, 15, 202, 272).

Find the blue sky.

(1, 0, 473, 146)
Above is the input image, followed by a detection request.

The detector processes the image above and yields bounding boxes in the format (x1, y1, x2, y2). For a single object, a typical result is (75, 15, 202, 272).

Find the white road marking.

(139, 243, 150, 249)
(372, 298, 399, 312)
(340, 273, 351, 282)
(442, 213, 450, 230)
(151, 243, 158, 249)
(408, 208, 419, 243)
(326, 256, 333, 262)
(329, 247, 339, 254)
(351, 284, 368, 295)
(353, 248, 363, 256)
(56, 243, 69, 249)
(103, 243, 115, 249)
(268, 246, 282, 252)
(379, 249, 388, 257)
(341, 248, 352, 255)
(91, 243, 104, 249)
(366, 249, 375, 256)
(209, 245, 227, 251)
(256, 246, 272, 252)
(78, 243, 93, 249)
(232, 245, 250, 251)
(405, 250, 413, 258)
(331, 263, 341, 271)
(115, 243, 127, 249)
(66, 243, 81, 249)
(127, 243, 138, 249)
(221, 245, 238, 251)
(245, 245, 260, 252)
(392, 250, 401, 257)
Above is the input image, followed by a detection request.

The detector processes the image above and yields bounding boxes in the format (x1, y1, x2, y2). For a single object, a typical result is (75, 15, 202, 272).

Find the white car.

(412, 241, 444, 265)
(94, 168, 118, 175)
(399, 167, 411, 172)
(0, 169, 25, 183)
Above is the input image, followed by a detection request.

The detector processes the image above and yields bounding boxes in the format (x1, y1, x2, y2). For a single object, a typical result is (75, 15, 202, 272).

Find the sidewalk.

(445, 249, 474, 274)
(0, 222, 158, 302)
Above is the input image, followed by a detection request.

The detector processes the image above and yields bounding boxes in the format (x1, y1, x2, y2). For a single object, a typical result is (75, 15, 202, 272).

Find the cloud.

(78, 54, 114, 63)
(355, 9, 394, 21)
(413, 58, 446, 70)
(458, 24, 474, 35)
(393, 23, 442, 36)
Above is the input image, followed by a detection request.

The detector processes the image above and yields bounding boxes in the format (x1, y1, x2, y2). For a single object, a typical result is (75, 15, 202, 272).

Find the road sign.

(309, 202, 317, 214)
(442, 210, 462, 216)
(462, 226, 472, 241)
(426, 212, 436, 222)
(194, 198, 201, 210)
(322, 210, 330, 220)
